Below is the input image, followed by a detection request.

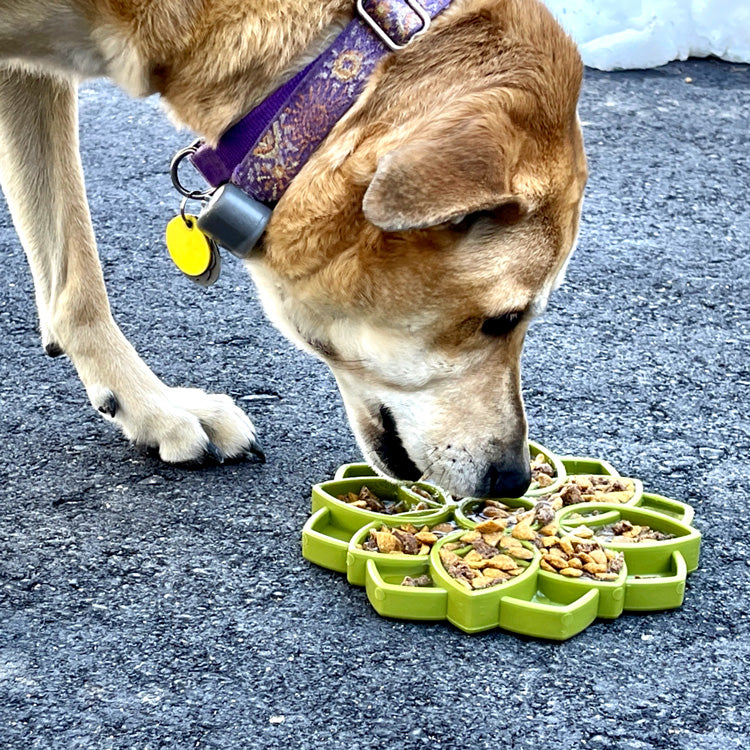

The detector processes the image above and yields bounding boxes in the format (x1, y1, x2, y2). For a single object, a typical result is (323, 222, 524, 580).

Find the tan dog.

(0, 0, 586, 497)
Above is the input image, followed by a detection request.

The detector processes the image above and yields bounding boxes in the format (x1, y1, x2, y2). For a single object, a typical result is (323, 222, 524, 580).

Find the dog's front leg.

(0, 66, 261, 463)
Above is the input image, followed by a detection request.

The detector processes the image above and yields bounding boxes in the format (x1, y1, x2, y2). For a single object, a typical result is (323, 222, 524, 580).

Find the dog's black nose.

(479, 460, 532, 498)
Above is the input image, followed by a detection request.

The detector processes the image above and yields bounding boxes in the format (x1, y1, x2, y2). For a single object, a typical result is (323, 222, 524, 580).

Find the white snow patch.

(544, 0, 750, 69)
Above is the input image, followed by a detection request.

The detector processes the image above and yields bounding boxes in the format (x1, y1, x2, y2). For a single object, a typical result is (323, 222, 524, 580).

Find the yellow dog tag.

(165, 214, 221, 286)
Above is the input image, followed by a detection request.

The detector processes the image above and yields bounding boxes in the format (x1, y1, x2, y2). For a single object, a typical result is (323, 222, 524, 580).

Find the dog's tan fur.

(0, 0, 586, 496)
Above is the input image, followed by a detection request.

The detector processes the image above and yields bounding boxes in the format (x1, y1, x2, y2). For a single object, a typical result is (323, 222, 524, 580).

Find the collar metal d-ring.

(170, 139, 215, 201)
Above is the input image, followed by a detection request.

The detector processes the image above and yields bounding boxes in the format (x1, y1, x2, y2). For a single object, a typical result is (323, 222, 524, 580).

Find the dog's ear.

(362, 119, 531, 232)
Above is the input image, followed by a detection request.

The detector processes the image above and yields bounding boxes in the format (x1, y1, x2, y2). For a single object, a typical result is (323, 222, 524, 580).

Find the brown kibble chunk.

(536, 473, 555, 488)
(543, 554, 569, 570)
(512, 523, 536, 541)
(570, 525, 594, 539)
(475, 519, 505, 534)
(583, 562, 608, 575)
(559, 484, 583, 506)
(375, 530, 401, 553)
(486, 554, 517, 571)
(432, 523, 456, 534)
(558, 537, 575, 556)
(560, 567, 583, 577)
(482, 531, 503, 547)
(415, 531, 438, 545)
(483, 568, 509, 580)
(534, 502, 556, 527)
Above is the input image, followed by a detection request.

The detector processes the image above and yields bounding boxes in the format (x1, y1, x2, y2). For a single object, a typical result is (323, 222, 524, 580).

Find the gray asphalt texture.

(1, 58, 749, 750)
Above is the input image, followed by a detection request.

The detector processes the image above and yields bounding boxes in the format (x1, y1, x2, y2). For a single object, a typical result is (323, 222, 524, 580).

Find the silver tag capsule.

(196, 183, 272, 259)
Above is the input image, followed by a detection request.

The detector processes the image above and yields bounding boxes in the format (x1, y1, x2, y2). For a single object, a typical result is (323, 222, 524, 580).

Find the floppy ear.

(362, 120, 530, 232)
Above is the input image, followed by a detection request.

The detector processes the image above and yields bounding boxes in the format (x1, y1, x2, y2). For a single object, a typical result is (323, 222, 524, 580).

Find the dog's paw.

(88, 384, 263, 465)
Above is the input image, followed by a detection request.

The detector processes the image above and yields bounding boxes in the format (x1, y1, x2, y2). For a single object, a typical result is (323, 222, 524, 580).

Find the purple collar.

(190, 0, 453, 205)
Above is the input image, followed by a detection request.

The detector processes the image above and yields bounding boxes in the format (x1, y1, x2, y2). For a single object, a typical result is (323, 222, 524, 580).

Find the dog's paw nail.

(45, 342, 64, 358)
(204, 441, 225, 464)
(96, 391, 119, 418)
(245, 442, 266, 464)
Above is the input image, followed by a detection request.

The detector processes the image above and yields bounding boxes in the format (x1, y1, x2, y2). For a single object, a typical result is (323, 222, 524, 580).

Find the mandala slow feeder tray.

(301, 441, 700, 640)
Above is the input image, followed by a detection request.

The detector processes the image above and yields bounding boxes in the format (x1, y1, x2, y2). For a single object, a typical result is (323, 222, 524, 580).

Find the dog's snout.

(479, 459, 532, 499)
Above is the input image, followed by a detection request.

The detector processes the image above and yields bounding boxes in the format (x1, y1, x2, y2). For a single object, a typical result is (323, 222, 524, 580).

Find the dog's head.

(255, 2, 587, 497)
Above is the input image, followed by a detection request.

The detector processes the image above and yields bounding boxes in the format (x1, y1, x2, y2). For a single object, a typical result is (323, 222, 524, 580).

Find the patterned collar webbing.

(191, 0, 453, 204)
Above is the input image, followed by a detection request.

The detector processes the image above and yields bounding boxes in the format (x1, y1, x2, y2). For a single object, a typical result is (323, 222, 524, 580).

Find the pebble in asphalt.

(0, 59, 749, 749)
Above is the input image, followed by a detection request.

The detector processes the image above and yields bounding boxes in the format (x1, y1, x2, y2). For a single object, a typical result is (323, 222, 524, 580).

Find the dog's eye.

(448, 210, 495, 232)
(449, 203, 527, 233)
(481, 312, 524, 337)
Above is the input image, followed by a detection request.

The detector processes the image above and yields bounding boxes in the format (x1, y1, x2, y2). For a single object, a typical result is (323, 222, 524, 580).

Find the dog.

(0, 0, 586, 498)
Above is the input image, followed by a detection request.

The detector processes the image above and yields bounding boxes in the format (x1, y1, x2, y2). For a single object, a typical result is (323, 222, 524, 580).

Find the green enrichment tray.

(302, 441, 700, 640)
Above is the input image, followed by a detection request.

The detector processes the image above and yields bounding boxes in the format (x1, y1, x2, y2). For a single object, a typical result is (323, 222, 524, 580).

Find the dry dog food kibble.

(548, 475, 636, 507)
(338, 485, 429, 515)
(401, 575, 433, 587)
(358, 521, 457, 556)
(539, 530, 624, 580)
(438, 521, 535, 591)
(466, 500, 527, 529)
(592, 519, 675, 544)
(529, 452, 556, 489)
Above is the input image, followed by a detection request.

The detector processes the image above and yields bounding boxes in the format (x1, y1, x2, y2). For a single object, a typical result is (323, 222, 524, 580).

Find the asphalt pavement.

(1, 58, 748, 750)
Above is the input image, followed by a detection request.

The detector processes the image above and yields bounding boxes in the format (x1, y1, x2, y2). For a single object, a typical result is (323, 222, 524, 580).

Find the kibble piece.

(592, 549, 609, 565)
(611, 520, 633, 535)
(534, 502, 556, 527)
(464, 550, 487, 569)
(536, 473, 555, 488)
(559, 484, 583, 506)
(512, 522, 536, 541)
(560, 567, 584, 578)
(374, 530, 401, 553)
(415, 530, 438, 545)
(558, 537, 575, 556)
(440, 548, 462, 567)
(570, 525, 594, 539)
(583, 562, 608, 575)
(472, 539, 500, 559)
(482, 531, 503, 547)
(432, 523, 456, 534)
(471, 574, 500, 590)
(486, 554, 517, 571)
(475, 518, 505, 534)
(392, 529, 420, 555)
(510, 546, 535, 561)
(543, 554, 569, 570)
(483, 568, 509, 581)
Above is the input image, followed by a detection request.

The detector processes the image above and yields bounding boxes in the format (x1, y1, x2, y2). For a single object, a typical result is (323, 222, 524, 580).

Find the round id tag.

(165, 214, 221, 287)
